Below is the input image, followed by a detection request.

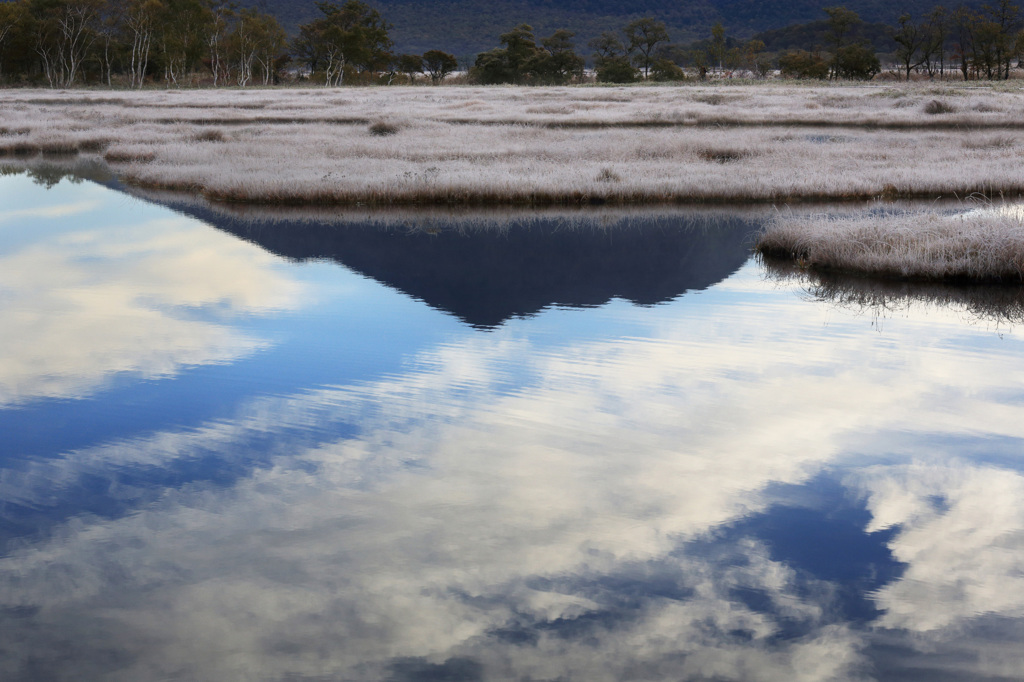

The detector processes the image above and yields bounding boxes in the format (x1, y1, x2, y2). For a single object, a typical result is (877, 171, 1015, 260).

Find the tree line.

(573, 1, 1022, 82)
(773, 1, 1024, 80)
(0, 0, 459, 87)
(0, 0, 286, 87)
(0, 0, 1021, 87)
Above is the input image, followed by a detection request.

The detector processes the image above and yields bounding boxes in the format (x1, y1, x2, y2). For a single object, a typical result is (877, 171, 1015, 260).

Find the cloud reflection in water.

(0, 175, 301, 408)
(1, 179, 1024, 680)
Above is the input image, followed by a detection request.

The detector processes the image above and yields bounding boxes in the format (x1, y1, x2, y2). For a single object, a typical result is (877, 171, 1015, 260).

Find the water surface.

(2, 172, 1024, 681)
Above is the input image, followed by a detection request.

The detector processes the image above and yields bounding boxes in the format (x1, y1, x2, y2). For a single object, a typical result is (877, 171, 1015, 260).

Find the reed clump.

(193, 128, 227, 142)
(962, 134, 1017, 150)
(368, 121, 399, 136)
(692, 93, 728, 105)
(697, 148, 751, 163)
(924, 99, 956, 115)
(756, 207, 1024, 283)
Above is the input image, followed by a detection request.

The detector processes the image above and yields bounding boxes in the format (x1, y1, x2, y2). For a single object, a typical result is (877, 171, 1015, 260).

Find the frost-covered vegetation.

(757, 204, 1024, 282)
(2, 84, 1024, 206)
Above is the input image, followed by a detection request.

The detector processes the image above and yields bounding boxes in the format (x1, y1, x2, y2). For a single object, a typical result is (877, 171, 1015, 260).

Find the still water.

(2, 172, 1024, 681)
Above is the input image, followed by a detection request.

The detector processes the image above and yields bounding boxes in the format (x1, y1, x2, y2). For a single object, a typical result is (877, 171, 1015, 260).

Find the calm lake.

(3, 170, 1024, 681)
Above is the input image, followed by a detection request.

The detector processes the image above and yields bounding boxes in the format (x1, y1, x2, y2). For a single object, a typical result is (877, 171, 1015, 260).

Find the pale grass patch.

(2, 84, 1024, 205)
(756, 206, 1024, 282)
(4, 84, 1024, 129)
(107, 123, 1024, 205)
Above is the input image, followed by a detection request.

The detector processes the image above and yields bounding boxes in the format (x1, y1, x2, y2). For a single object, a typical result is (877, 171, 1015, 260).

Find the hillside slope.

(247, 0, 971, 59)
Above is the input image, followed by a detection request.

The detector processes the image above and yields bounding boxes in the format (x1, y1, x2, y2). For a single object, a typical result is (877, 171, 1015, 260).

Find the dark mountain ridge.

(243, 0, 974, 58)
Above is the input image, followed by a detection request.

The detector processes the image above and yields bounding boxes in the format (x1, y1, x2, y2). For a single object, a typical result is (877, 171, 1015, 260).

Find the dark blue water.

(2, 172, 1024, 681)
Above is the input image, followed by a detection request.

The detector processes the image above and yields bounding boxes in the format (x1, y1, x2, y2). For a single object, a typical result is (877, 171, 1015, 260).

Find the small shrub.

(193, 128, 226, 142)
(697, 148, 748, 163)
(924, 99, 956, 115)
(595, 167, 621, 182)
(595, 56, 637, 83)
(879, 184, 901, 200)
(693, 93, 726, 105)
(650, 58, 686, 82)
(872, 71, 901, 82)
(778, 50, 829, 79)
(368, 121, 399, 136)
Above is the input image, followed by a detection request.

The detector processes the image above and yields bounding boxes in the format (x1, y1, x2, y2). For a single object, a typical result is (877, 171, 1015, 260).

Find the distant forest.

(236, 0, 989, 56)
(0, 0, 1021, 87)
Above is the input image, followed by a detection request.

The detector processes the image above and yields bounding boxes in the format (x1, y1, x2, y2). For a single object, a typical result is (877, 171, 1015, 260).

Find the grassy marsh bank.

(2, 84, 1024, 206)
(757, 206, 1024, 283)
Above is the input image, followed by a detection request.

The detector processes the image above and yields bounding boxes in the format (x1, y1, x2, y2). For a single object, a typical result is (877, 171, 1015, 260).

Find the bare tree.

(36, 0, 104, 88)
(951, 4, 975, 79)
(206, 0, 233, 86)
(926, 6, 949, 78)
(987, 0, 1021, 78)
(0, 1, 29, 81)
(121, 0, 161, 88)
(252, 12, 287, 84)
(159, 0, 213, 87)
(892, 13, 930, 79)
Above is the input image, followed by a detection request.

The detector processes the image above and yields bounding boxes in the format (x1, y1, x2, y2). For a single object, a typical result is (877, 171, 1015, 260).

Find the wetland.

(4, 82, 1024, 680)
(3, 163, 1024, 680)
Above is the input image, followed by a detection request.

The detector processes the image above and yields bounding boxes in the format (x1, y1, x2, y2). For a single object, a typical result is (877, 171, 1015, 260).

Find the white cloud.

(0, 227, 1022, 679)
(0, 181, 303, 407)
(0, 199, 103, 223)
(857, 462, 1024, 633)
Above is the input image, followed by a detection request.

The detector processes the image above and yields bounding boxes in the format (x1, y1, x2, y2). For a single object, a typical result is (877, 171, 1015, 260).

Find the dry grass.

(108, 124, 1024, 206)
(2, 84, 1024, 206)
(756, 205, 1024, 282)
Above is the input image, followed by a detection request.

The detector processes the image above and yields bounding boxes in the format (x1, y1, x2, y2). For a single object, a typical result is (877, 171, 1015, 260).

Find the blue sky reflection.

(1, 175, 1024, 680)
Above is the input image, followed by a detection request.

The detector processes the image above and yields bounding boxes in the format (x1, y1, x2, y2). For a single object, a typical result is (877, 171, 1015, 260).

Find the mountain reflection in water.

(1, 171, 1024, 681)
(144, 194, 757, 328)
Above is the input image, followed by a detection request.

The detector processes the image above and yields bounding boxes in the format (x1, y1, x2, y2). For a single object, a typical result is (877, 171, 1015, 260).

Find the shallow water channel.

(3, 171, 1024, 681)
